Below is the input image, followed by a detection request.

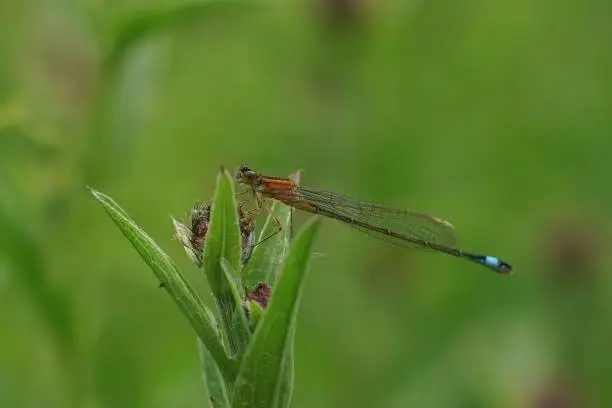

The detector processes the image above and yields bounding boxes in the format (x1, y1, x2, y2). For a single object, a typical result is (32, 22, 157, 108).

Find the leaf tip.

(87, 186, 103, 200)
(305, 215, 322, 230)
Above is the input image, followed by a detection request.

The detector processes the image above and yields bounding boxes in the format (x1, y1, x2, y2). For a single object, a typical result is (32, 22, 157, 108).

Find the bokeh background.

(1, 0, 611, 407)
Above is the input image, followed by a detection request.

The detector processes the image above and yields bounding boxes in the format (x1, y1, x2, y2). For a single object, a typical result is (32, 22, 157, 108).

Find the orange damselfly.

(236, 166, 512, 274)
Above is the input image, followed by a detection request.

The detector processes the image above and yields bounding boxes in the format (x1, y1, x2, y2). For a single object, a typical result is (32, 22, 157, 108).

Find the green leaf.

(231, 217, 321, 408)
(199, 341, 231, 408)
(275, 334, 294, 408)
(204, 168, 242, 285)
(203, 168, 247, 356)
(244, 299, 266, 330)
(88, 187, 237, 381)
(219, 258, 251, 354)
(242, 170, 299, 287)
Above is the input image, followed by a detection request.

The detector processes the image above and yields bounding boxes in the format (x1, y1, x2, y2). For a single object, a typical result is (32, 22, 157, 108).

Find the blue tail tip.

(484, 256, 513, 274)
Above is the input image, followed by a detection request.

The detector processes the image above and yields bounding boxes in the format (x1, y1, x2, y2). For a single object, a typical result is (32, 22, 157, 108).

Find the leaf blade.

(203, 168, 249, 356)
(219, 258, 251, 353)
(199, 341, 231, 408)
(89, 187, 237, 381)
(231, 217, 321, 408)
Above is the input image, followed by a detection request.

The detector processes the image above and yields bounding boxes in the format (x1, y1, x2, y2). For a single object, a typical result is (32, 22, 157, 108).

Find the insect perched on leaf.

(235, 165, 512, 274)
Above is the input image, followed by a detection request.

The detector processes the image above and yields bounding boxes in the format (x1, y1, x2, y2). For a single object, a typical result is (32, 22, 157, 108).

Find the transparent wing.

(297, 186, 458, 249)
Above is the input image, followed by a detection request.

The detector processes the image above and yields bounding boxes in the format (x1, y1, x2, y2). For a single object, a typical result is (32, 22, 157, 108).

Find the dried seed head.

(190, 202, 212, 257)
(246, 282, 272, 309)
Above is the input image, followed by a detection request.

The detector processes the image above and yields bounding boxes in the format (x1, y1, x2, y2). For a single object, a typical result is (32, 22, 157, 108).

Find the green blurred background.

(1, 0, 611, 407)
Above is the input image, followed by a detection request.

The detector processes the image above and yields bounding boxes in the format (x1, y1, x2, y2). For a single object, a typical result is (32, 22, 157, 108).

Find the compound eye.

(241, 167, 256, 177)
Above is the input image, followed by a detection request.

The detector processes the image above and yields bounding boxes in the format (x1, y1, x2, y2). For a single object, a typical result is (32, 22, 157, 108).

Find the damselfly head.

(236, 165, 259, 186)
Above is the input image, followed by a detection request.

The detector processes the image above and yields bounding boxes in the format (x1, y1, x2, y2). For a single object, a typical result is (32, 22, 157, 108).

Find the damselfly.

(236, 166, 512, 274)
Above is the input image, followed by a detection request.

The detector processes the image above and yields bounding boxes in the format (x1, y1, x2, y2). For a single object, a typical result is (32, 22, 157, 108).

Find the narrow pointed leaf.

(199, 341, 231, 408)
(203, 168, 245, 356)
(89, 188, 237, 380)
(275, 333, 295, 408)
(232, 217, 321, 408)
(219, 258, 251, 352)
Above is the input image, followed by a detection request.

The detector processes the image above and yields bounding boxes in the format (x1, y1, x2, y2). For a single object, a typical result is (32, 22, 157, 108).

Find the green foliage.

(232, 217, 321, 408)
(89, 186, 237, 382)
(90, 169, 320, 407)
(203, 169, 250, 357)
(199, 342, 232, 408)
(3, 0, 612, 406)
